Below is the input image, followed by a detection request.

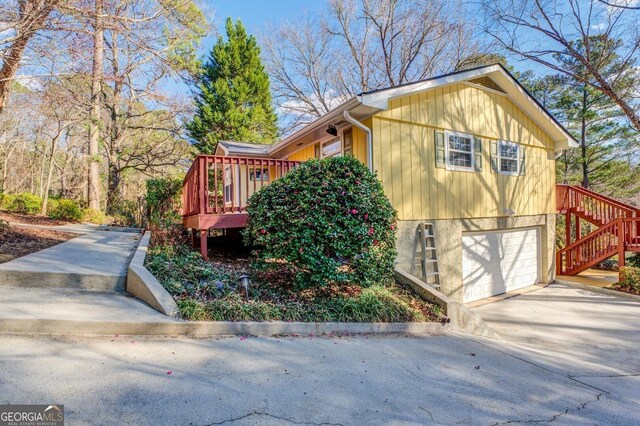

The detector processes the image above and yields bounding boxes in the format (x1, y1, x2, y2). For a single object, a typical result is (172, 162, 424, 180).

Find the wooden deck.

(181, 155, 301, 258)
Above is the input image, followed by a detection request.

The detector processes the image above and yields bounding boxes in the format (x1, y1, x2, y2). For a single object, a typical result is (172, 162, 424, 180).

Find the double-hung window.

(444, 130, 475, 171)
(498, 141, 520, 175)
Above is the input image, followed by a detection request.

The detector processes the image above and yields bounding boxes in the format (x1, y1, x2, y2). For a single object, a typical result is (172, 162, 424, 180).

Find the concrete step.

(0, 286, 179, 335)
(0, 230, 140, 292)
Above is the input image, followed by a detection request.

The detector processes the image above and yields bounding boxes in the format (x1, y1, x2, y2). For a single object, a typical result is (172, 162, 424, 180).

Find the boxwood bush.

(6, 193, 42, 215)
(47, 198, 83, 221)
(244, 156, 397, 288)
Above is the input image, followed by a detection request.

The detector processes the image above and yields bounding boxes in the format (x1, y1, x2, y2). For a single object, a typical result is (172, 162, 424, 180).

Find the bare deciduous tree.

(482, 0, 640, 131)
(0, 0, 60, 113)
(262, 0, 488, 133)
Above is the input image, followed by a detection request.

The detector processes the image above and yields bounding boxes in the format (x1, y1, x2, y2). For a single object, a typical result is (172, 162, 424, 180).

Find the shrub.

(627, 253, 640, 268)
(0, 192, 12, 210)
(6, 193, 42, 215)
(146, 177, 182, 229)
(82, 208, 108, 224)
(47, 198, 82, 221)
(615, 266, 640, 294)
(110, 199, 144, 227)
(244, 156, 397, 289)
(594, 258, 618, 271)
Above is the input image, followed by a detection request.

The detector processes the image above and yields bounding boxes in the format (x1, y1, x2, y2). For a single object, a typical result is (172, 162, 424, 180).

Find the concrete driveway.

(472, 283, 640, 406)
(1, 332, 638, 425)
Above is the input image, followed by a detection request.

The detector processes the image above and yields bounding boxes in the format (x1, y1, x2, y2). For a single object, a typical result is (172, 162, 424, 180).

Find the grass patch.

(146, 243, 443, 322)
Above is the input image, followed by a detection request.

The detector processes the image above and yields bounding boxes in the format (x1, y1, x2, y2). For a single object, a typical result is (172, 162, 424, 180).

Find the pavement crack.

(207, 411, 344, 425)
(570, 372, 640, 378)
(491, 393, 602, 425)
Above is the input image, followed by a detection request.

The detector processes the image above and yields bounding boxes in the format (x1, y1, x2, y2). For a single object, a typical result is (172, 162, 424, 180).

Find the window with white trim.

(322, 139, 342, 158)
(445, 131, 475, 171)
(498, 141, 520, 175)
(249, 167, 269, 182)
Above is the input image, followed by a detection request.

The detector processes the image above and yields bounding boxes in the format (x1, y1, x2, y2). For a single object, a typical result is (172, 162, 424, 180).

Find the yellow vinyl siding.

(286, 122, 370, 166)
(373, 83, 556, 220)
(288, 144, 316, 162)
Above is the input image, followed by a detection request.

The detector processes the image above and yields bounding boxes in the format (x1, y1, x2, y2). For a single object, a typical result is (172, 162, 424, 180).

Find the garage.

(462, 227, 541, 303)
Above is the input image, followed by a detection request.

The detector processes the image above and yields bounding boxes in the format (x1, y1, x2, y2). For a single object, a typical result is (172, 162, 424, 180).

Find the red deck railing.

(556, 184, 640, 275)
(182, 155, 302, 218)
(556, 184, 639, 226)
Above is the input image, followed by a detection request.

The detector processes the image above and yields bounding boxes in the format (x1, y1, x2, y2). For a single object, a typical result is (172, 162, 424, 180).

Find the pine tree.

(522, 36, 640, 201)
(187, 18, 278, 153)
(552, 36, 640, 199)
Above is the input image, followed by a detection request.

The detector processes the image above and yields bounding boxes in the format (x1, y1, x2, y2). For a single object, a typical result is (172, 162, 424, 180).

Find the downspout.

(343, 110, 373, 172)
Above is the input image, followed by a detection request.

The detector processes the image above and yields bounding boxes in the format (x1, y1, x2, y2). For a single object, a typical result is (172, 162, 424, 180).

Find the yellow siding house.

(215, 64, 577, 303)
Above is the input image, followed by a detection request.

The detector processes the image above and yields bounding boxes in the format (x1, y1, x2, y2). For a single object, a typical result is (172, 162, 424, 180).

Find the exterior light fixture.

(238, 274, 251, 301)
(326, 124, 338, 136)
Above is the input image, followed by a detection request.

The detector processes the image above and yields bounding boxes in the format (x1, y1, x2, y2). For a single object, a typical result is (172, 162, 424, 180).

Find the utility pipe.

(343, 110, 373, 172)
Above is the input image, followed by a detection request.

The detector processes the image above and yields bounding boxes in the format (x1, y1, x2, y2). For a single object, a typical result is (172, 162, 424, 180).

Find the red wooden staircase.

(556, 185, 640, 276)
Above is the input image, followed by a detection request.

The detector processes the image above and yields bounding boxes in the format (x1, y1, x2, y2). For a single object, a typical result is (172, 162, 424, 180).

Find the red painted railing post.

(618, 218, 626, 269)
(198, 156, 207, 215)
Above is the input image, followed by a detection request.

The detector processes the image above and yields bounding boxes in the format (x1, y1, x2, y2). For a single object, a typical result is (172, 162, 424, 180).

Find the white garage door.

(462, 228, 540, 303)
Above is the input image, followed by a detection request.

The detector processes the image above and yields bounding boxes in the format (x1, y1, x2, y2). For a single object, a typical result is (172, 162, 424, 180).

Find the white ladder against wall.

(419, 222, 440, 290)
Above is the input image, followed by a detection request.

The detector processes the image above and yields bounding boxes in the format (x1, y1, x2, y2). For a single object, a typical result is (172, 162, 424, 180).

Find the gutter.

(343, 110, 373, 172)
(267, 97, 360, 156)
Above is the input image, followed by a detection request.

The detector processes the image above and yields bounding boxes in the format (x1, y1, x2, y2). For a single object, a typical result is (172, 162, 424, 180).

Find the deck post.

(200, 229, 208, 260)
(618, 219, 625, 270)
(565, 212, 572, 247)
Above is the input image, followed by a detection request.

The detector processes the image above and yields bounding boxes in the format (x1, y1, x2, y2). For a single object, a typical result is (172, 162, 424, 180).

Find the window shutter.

(490, 141, 498, 173)
(474, 138, 483, 172)
(519, 146, 526, 175)
(435, 130, 445, 168)
(314, 143, 320, 158)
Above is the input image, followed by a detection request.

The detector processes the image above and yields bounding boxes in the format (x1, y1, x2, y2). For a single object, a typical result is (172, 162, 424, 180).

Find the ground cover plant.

(613, 266, 640, 296)
(145, 238, 442, 322)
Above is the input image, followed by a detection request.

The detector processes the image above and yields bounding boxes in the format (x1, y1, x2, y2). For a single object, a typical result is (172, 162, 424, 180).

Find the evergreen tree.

(522, 36, 640, 200)
(187, 18, 278, 153)
(553, 36, 640, 198)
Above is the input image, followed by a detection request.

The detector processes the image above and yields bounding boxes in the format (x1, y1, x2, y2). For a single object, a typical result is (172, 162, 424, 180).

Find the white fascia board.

(358, 65, 503, 110)
(267, 97, 360, 156)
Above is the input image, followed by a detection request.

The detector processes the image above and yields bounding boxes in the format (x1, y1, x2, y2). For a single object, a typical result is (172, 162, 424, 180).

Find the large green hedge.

(244, 156, 397, 288)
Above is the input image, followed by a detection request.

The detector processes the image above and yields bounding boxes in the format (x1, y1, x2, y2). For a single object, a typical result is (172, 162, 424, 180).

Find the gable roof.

(221, 64, 577, 157)
(215, 140, 272, 157)
(355, 63, 577, 150)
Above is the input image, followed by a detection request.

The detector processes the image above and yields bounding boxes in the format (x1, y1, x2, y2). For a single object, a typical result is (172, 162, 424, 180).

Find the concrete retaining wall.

(395, 268, 500, 339)
(127, 232, 179, 317)
(396, 214, 556, 302)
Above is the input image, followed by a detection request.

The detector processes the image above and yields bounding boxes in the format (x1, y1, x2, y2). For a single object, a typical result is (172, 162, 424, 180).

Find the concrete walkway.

(472, 283, 640, 407)
(557, 268, 619, 289)
(0, 224, 140, 291)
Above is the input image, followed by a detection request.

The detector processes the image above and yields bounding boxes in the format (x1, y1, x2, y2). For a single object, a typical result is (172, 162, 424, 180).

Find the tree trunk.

(41, 133, 59, 215)
(580, 85, 589, 189)
(105, 27, 123, 214)
(87, 0, 104, 210)
(107, 163, 122, 214)
(1, 144, 16, 192)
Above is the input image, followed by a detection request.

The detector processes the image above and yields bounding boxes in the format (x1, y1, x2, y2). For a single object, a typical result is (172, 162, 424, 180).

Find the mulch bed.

(0, 225, 77, 263)
(0, 211, 71, 226)
(609, 285, 640, 296)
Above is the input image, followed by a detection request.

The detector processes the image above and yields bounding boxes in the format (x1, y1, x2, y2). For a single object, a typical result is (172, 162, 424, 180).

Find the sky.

(166, 0, 324, 97)
(200, 0, 324, 56)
